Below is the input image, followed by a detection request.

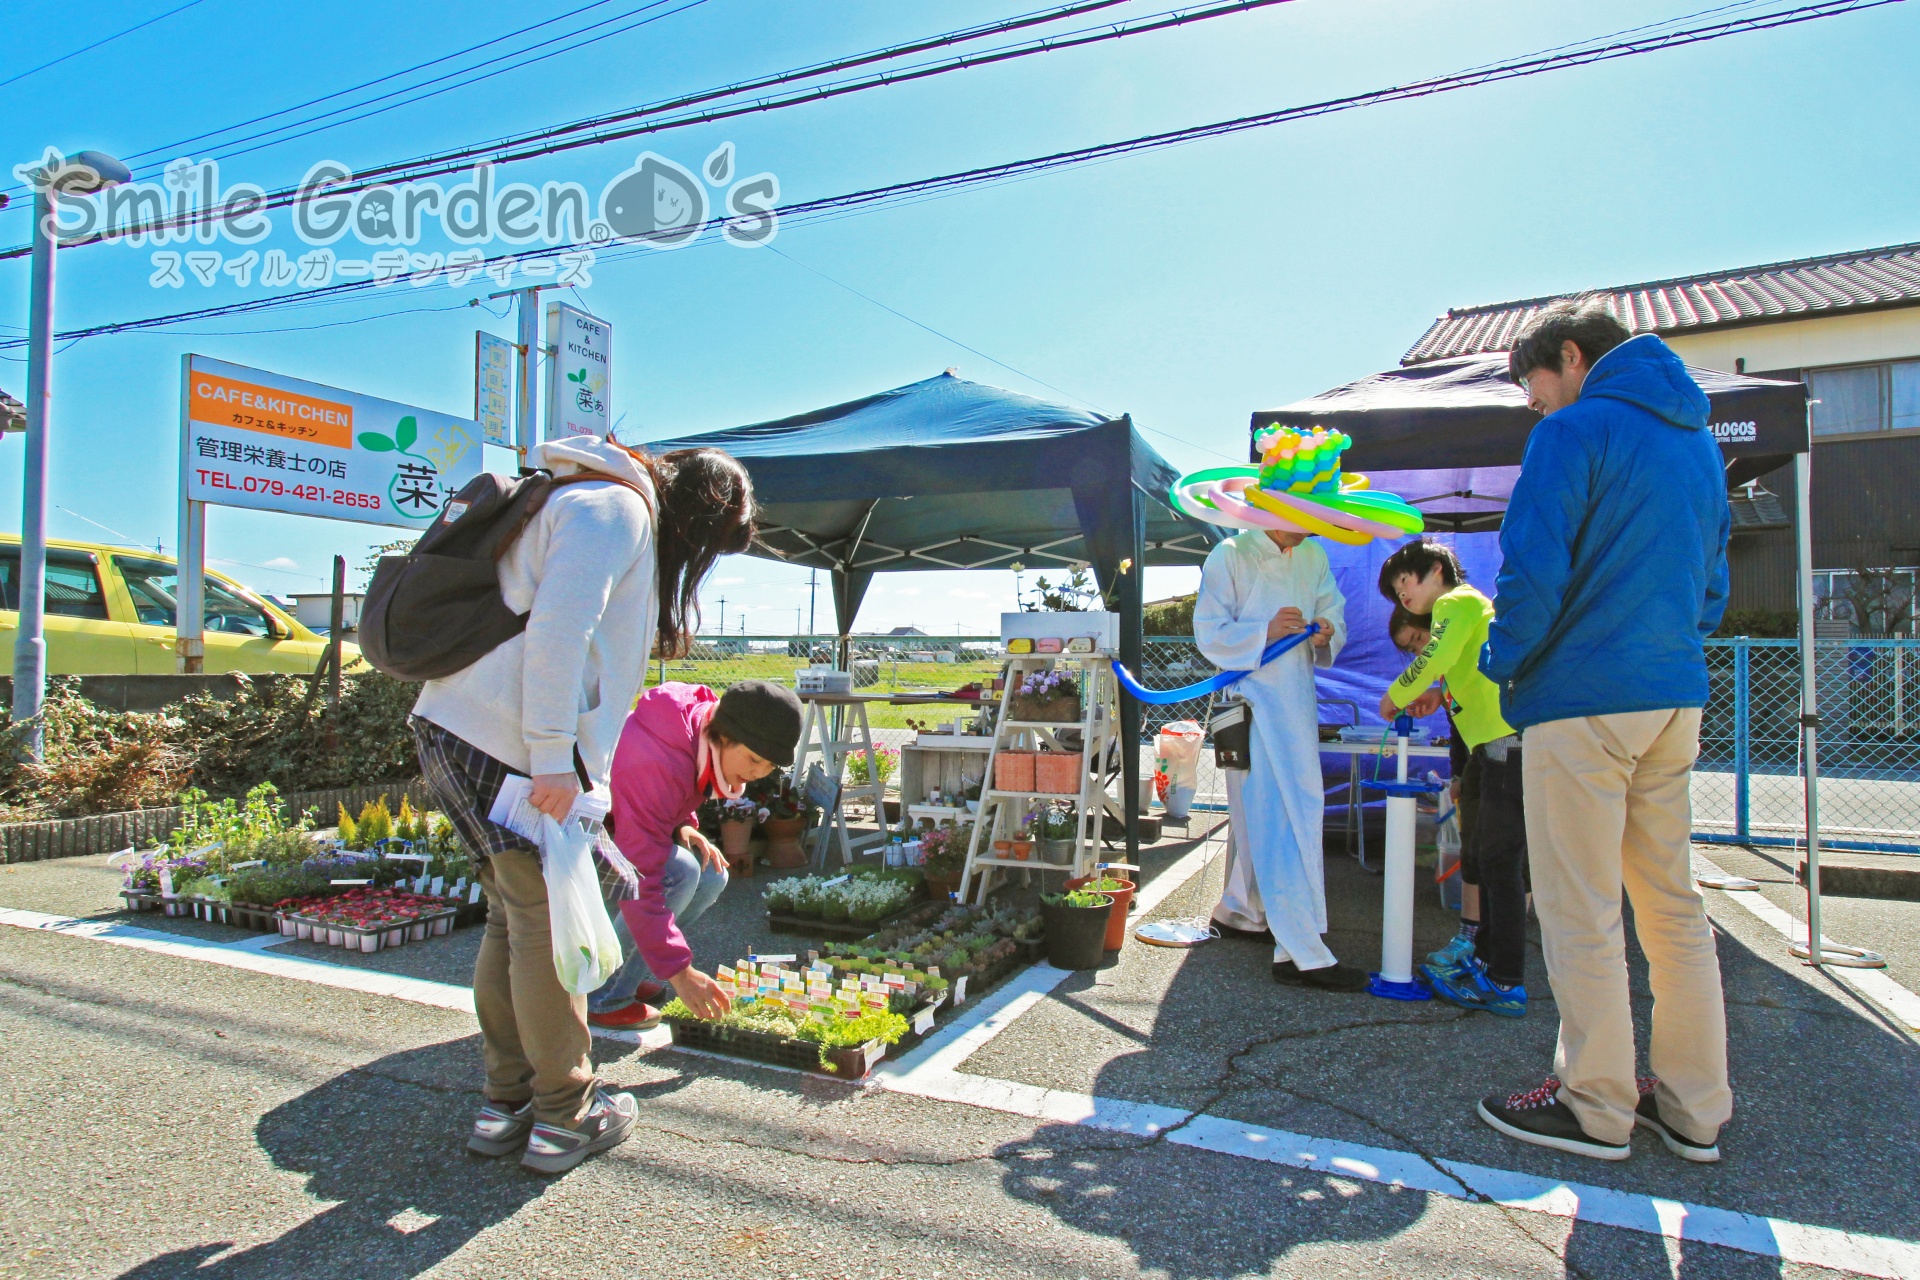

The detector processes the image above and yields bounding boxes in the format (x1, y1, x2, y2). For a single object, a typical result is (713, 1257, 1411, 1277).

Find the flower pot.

(1009, 693, 1081, 723)
(1041, 837, 1075, 864)
(408, 921, 428, 943)
(1067, 875, 1136, 951)
(993, 751, 1035, 793)
(279, 917, 297, 937)
(1042, 893, 1113, 970)
(359, 932, 381, 953)
(992, 839, 1013, 859)
(925, 871, 962, 899)
(762, 815, 809, 869)
(719, 818, 755, 873)
(296, 920, 312, 940)
(326, 928, 345, 947)
(1011, 839, 1033, 862)
(384, 928, 406, 948)
(432, 916, 451, 936)
(1033, 752, 1083, 795)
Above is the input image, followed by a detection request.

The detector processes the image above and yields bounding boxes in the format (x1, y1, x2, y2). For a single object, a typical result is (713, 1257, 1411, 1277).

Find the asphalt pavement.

(1, 823, 1915, 1280)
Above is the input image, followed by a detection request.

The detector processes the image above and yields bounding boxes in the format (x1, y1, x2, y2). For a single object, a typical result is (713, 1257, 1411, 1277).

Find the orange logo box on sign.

(190, 372, 353, 449)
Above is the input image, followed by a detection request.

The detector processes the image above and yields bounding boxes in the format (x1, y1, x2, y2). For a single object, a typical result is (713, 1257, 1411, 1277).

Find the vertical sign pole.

(176, 355, 206, 675)
(1733, 636, 1751, 843)
(327, 554, 345, 711)
(515, 287, 539, 459)
(1793, 448, 1824, 964)
(12, 186, 57, 757)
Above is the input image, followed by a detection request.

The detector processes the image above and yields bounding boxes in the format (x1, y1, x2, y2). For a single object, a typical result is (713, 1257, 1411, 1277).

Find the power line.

(0, 0, 1189, 249)
(0, 0, 1889, 348)
(0, 0, 210, 92)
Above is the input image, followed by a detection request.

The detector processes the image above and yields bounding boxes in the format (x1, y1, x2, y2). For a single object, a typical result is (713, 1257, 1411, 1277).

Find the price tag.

(913, 1008, 936, 1035)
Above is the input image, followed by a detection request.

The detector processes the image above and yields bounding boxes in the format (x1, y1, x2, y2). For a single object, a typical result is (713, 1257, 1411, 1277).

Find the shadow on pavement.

(115, 1036, 694, 1280)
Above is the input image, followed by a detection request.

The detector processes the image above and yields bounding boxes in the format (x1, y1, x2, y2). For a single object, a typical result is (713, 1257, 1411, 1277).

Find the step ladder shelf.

(959, 652, 1120, 905)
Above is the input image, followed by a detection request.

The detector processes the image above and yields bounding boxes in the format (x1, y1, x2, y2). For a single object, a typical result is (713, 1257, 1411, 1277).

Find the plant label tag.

(430, 876, 446, 896)
(230, 860, 264, 870)
(469, 883, 483, 903)
(820, 874, 850, 888)
(718, 965, 738, 983)
(330, 879, 371, 886)
(913, 1008, 935, 1035)
(749, 953, 797, 964)
(158, 869, 174, 898)
(953, 976, 969, 1005)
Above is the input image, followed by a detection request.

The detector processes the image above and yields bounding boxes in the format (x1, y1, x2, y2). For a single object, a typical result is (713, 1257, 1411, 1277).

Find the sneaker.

(588, 1001, 662, 1031)
(1426, 930, 1476, 971)
(1273, 961, 1371, 992)
(1635, 1093, 1722, 1163)
(520, 1087, 639, 1175)
(1423, 959, 1527, 1018)
(1214, 920, 1275, 944)
(466, 1098, 534, 1158)
(1478, 1080, 1630, 1161)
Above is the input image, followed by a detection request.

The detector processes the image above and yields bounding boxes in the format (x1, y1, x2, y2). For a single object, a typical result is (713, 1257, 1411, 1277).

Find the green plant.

(1044, 889, 1110, 909)
(1086, 877, 1130, 892)
(846, 746, 899, 788)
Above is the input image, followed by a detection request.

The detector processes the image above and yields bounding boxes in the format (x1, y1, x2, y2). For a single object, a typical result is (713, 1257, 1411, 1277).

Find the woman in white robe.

(1195, 529, 1366, 990)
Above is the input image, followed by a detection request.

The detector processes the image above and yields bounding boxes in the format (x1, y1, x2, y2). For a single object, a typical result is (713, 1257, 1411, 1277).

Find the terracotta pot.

(1066, 874, 1135, 951)
(1033, 752, 1083, 795)
(994, 751, 1036, 792)
(1011, 839, 1033, 862)
(719, 818, 755, 874)
(763, 815, 809, 869)
(992, 839, 1014, 859)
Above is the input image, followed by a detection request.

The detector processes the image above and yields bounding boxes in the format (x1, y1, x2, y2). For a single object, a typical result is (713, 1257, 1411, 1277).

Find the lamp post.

(12, 150, 128, 759)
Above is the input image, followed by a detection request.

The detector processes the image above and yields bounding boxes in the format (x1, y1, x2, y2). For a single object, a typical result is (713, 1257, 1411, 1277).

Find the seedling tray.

(766, 898, 926, 940)
(276, 907, 458, 954)
(173, 896, 281, 932)
(663, 1016, 888, 1080)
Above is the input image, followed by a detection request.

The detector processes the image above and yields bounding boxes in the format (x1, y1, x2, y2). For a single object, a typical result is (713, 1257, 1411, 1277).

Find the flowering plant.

(846, 745, 899, 788)
(1018, 668, 1078, 700)
(277, 885, 451, 929)
(718, 797, 769, 824)
(749, 773, 811, 822)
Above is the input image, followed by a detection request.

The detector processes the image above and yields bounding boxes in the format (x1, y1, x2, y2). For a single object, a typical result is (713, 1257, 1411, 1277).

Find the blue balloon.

(1111, 629, 1314, 706)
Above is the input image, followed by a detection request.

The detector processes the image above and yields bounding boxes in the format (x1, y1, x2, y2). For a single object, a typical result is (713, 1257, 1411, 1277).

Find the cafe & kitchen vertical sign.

(544, 302, 612, 439)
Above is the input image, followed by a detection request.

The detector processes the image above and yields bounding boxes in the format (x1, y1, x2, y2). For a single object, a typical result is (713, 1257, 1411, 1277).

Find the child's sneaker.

(1425, 930, 1476, 972)
(520, 1087, 638, 1175)
(1425, 958, 1527, 1018)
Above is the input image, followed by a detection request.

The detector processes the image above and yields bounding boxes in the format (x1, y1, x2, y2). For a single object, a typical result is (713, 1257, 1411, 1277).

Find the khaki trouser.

(1523, 708, 1731, 1146)
(475, 850, 594, 1128)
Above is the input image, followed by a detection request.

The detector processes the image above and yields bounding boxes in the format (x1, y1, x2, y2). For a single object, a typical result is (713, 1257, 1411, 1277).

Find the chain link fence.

(1697, 638, 1920, 853)
(664, 635, 1920, 852)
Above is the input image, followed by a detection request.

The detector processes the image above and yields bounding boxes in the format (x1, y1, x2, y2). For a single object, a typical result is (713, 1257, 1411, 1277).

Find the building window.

(1808, 359, 1920, 436)
(1813, 566, 1918, 636)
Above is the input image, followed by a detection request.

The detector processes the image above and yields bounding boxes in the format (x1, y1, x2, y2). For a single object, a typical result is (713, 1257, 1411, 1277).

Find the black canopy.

(1251, 352, 1810, 531)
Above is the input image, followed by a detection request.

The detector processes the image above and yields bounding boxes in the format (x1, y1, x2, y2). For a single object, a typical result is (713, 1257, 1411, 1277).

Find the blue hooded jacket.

(1480, 334, 1730, 729)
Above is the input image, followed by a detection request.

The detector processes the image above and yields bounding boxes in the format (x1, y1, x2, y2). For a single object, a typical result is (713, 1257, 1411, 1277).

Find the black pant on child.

(1469, 744, 1529, 988)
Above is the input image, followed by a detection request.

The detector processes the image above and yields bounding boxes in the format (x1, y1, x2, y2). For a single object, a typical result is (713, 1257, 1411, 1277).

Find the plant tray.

(172, 896, 282, 932)
(766, 897, 926, 940)
(276, 906, 458, 954)
(663, 1016, 889, 1080)
(118, 889, 163, 913)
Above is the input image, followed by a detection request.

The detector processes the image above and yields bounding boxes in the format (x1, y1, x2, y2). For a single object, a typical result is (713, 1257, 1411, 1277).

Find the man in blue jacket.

(1475, 299, 1733, 1166)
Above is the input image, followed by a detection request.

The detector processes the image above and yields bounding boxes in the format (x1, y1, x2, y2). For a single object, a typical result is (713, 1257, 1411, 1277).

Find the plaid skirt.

(411, 716, 637, 902)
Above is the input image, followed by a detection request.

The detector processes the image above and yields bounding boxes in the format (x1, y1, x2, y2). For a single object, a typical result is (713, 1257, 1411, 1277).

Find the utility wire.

(1, 0, 1889, 348)
(0, 0, 210, 91)
(0, 0, 1188, 250)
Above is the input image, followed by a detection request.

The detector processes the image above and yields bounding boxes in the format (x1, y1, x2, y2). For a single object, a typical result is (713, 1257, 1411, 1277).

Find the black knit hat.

(711, 679, 804, 767)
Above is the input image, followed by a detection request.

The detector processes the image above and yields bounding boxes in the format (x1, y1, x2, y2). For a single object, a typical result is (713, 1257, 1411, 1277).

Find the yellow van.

(0, 536, 358, 676)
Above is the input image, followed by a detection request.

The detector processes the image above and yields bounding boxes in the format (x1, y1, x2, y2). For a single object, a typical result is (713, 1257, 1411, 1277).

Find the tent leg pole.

(1794, 448, 1824, 965)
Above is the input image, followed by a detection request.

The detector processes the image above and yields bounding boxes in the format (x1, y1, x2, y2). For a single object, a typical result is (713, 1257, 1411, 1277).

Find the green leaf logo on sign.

(357, 416, 442, 520)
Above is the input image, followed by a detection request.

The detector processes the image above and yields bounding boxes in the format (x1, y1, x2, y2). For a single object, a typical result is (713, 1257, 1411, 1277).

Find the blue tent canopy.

(648, 372, 1219, 633)
(648, 371, 1221, 859)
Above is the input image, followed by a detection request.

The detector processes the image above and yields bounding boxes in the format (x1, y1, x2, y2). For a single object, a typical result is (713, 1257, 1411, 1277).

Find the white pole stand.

(1366, 715, 1435, 1002)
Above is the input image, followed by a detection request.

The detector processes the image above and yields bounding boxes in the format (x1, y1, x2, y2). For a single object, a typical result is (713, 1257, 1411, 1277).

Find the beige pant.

(1523, 708, 1731, 1146)
(475, 850, 594, 1128)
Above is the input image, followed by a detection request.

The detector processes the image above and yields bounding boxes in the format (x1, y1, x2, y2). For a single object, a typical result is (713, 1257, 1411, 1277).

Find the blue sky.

(2, 0, 1915, 633)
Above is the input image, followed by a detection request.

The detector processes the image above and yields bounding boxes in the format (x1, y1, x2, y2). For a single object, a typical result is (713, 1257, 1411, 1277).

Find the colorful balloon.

(1169, 427, 1424, 542)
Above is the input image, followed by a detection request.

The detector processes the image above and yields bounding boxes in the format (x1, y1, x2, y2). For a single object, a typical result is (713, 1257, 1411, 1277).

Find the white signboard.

(181, 354, 485, 530)
(544, 302, 611, 439)
(474, 331, 514, 446)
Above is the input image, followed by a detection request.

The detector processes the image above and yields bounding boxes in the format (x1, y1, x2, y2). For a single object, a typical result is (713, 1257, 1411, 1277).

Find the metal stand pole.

(11, 188, 56, 757)
(1370, 713, 1431, 1000)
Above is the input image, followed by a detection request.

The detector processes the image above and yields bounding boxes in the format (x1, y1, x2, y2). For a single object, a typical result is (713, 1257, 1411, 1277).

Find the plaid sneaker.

(520, 1087, 638, 1175)
(1423, 958, 1527, 1018)
(466, 1098, 534, 1157)
(1425, 930, 1476, 972)
(1478, 1079, 1630, 1161)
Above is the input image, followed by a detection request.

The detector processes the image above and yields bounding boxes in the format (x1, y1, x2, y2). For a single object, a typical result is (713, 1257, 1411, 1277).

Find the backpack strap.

(493, 469, 654, 561)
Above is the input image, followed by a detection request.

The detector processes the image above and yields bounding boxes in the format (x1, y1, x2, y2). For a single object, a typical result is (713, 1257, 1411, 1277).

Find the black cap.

(712, 679, 804, 767)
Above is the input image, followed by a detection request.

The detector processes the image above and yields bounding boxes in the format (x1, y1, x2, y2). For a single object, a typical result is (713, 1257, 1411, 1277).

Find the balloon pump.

(1365, 712, 1443, 1001)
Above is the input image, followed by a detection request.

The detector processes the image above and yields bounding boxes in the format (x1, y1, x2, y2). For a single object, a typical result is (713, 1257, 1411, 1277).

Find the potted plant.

(1040, 889, 1113, 969)
(715, 797, 767, 877)
(1038, 803, 1077, 863)
(1010, 808, 1036, 862)
(1008, 667, 1081, 723)
(751, 774, 812, 869)
(921, 824, 970, 898)
(1065, 873, 1136, 951)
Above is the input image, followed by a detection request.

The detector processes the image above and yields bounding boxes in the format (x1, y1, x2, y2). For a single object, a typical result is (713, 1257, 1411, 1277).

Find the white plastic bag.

(1155, 721, 1204, 786)
(538, 812, 623, 995)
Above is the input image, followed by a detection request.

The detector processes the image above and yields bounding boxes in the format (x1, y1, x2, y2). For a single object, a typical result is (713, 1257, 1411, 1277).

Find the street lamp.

(13, 150, 129, 759)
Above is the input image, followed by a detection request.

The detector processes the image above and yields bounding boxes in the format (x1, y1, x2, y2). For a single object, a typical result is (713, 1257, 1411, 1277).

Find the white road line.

(1693, 854, 1920, 1033)
(8, 832, 1919, 1278)
(0, 907, 474, 1012)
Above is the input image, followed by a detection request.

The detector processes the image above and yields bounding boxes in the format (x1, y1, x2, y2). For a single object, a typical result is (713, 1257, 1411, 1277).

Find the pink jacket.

(608, 682, 716, 981)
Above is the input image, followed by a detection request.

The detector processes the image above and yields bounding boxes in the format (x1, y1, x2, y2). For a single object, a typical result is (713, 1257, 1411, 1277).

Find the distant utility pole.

(808, 568, 817, 635)
(717, 596, 726, 636)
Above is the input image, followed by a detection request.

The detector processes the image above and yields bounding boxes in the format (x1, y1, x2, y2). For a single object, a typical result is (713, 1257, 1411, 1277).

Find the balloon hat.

(1169, 425, 1425, 545)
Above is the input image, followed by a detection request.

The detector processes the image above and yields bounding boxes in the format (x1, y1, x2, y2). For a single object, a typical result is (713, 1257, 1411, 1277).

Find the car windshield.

(116, 557, 277, 637)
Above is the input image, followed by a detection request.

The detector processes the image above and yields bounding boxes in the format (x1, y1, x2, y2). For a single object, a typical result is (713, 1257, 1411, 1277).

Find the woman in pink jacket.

(595, 678, 803, 1029)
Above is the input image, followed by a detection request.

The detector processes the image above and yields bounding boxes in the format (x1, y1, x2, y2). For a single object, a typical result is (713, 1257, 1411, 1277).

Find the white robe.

(1195, 532, 1347, 968)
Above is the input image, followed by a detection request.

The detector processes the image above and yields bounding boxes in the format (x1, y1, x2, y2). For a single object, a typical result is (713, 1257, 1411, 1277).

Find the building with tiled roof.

(1407, 239, 1920, 627)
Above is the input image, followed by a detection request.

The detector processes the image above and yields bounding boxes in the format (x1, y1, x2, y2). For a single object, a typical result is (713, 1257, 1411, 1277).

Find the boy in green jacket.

(1378, 540, 1528, 1017)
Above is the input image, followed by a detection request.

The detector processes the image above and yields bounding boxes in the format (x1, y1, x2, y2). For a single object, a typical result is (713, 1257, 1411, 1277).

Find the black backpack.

(359, 469, 647, 681)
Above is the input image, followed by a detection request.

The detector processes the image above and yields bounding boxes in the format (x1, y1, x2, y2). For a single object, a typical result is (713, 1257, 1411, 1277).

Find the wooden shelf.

(984, 789, 1082, 800)
(968, 856, 1076, 870)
